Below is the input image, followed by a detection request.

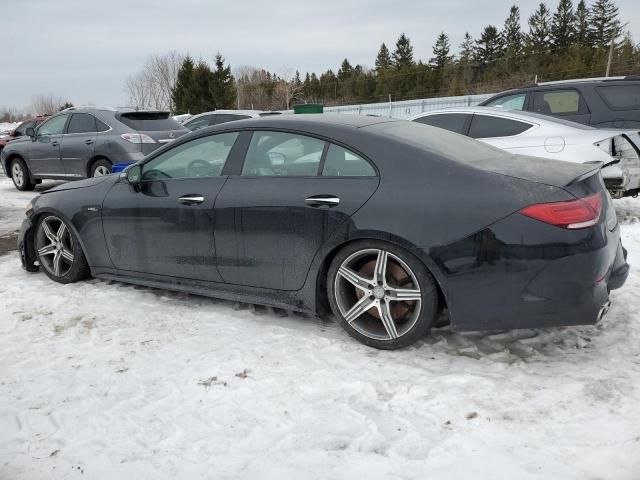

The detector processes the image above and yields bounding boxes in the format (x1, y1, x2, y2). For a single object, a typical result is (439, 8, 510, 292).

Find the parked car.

(410, 106, 640, 198)
(18, 115, 627, 349)
(479, 76, 640, 129)
(0, 116, 48, 151)
(183, 109, 282, 131)
(0, 107, 189, 191)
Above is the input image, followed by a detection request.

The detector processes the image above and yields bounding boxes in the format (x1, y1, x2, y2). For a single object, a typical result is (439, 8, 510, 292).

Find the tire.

(90, 158, 112, 177)
(35, 215, 90, 284)
(327, 240, 439, 350)
(10, 158, 35, 191)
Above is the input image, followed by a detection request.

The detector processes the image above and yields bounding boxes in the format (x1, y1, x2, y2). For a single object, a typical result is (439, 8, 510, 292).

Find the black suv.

(479, 76, 640, 129)
(1, 107, 189, 191)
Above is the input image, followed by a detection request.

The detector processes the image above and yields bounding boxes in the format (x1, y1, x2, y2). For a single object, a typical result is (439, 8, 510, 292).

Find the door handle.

(179, 194, 205, 205)
(84, 139, 94, 145)
(51, 141, 59, 147)
(305, 195, 340, 207)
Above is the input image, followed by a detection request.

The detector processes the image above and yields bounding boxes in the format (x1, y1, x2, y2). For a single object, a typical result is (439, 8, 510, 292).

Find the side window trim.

(316, 142, 331, 176)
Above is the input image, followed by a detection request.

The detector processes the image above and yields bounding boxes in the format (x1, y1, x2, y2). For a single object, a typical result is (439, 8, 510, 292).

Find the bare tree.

(235, 65, 274, 110)
(124, 51, 184, 112)
(30, 94, 67, 115)
(272, 69, 303, 110)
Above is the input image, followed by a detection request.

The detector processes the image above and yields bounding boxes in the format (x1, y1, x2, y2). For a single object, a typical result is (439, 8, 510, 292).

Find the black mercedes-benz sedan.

(17, 114, 629, 349)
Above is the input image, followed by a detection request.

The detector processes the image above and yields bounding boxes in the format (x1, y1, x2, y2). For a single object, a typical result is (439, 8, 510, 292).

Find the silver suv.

(0, 107, 189, 191)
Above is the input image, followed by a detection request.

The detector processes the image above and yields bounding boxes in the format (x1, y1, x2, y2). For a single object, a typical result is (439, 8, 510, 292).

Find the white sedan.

(409, 106, 640, 198)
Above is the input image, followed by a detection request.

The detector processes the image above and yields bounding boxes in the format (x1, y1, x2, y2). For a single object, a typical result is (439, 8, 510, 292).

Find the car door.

(102, 131, 242, 281)
(59, 113, 97, 177)
(213, 130, 380, 290)
(28, 114, 68, 176)
(531, 88, 591, 124)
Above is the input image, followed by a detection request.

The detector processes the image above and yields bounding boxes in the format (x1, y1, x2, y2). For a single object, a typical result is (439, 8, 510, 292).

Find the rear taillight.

(519, 193, 602, 229)
(120, 133, 156, 144)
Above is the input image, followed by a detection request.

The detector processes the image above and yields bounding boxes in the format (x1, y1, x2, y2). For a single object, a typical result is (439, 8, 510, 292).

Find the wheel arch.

(30, 208, 93, 272)
(313, 233, 450, 318)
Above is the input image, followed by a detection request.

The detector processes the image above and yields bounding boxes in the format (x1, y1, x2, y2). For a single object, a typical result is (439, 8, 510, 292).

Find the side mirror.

(25, 127, 35, 138)
(123, 164, 142, 185)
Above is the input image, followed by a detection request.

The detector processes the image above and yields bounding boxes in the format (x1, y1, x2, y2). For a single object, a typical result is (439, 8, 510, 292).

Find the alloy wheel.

(334, 248, 422, 341)
(36, 216, 75, 278)
(93, 165, 110, 177)
(11, 162, 24, 187)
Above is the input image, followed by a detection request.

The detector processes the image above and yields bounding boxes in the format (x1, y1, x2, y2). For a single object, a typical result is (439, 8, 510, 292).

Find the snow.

(0, 122, 19, 134)
(1, 173, 640, 479)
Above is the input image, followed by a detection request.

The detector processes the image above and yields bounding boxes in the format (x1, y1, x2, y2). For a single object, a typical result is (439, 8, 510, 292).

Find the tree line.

(126, 0, 639, 114)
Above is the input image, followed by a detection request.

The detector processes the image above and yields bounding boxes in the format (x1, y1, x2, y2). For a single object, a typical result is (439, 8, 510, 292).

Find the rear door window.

(66, 113, 97, 134)
(596, 85, 640, 111)
(484, 93, 527, 110)
(118, 112, 182, 131)
(413, 113, 471, 134)
(533, 89, 586, 115)
(468, 114, 533, 138)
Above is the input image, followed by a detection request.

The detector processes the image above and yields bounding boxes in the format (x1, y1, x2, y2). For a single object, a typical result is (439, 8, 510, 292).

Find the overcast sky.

(1, 0, 639, 110)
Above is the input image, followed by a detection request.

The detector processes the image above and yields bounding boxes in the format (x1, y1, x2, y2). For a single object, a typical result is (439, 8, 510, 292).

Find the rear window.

(596, 85, 640, 111)
(117, 112, 182, 131)
(375, 121, 512, 166)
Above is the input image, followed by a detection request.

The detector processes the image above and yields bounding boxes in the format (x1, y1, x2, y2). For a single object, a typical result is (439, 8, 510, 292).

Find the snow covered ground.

(1, 172, 640, 479)
(0, 122, 19, 134)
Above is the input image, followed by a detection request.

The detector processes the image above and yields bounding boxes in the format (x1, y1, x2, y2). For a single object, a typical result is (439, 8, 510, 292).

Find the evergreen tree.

(210, 54, 236, 109)
(475, 26, 503, 66)
(526, 3, 552, 56)
(192, 60, 215, 113)
(374, 43, 392, 71)
(458, 32, 475, 64)
(338, 58, 354, 81)
(430, 32, 453, 70)
(172, 55, 196, 114)
(392, 33, 415, 69)
(551, 0, 575, 51)
(574, 0, 590, 47)
(589, 0, 621, 48)
(502, 6, 524, 59)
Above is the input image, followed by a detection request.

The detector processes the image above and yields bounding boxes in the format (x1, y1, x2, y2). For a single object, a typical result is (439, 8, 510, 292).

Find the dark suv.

(0, 107, 189, 190)
(479, 76, 640, 129)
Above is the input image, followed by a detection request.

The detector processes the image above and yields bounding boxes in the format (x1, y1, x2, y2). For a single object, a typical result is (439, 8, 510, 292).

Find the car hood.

(42, 175, 117, 194)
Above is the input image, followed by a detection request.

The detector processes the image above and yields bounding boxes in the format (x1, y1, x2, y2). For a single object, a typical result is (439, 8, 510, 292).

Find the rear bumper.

(430, 213, 629, 332)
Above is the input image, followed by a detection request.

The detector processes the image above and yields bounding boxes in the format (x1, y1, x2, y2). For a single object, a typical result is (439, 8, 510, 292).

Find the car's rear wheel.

(10, 158, 35, 191)
(35, 215, 90, 284)
(91, 158, 112, 177)
(327, 241, 439, 349)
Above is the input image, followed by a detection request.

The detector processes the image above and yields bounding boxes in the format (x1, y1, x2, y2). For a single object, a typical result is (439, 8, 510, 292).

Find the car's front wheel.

(35, 215, 90, 284)
(327, 241, 439, 349)
(10, 158, 35, 191)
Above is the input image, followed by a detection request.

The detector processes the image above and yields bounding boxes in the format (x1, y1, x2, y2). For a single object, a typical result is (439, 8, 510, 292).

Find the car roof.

(202, 113, 399, 131)
(185, 109, 281, 121)
(487, 76, 640, 95)
(410, 106, 596, 130)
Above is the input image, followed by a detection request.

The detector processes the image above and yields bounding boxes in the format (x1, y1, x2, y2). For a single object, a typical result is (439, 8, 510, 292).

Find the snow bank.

(0, 122, 19, 133)
(0, 179, 639, 479)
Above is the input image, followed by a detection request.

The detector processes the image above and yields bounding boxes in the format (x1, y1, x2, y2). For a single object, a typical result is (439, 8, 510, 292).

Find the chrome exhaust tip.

(597, 300, 612, 322)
